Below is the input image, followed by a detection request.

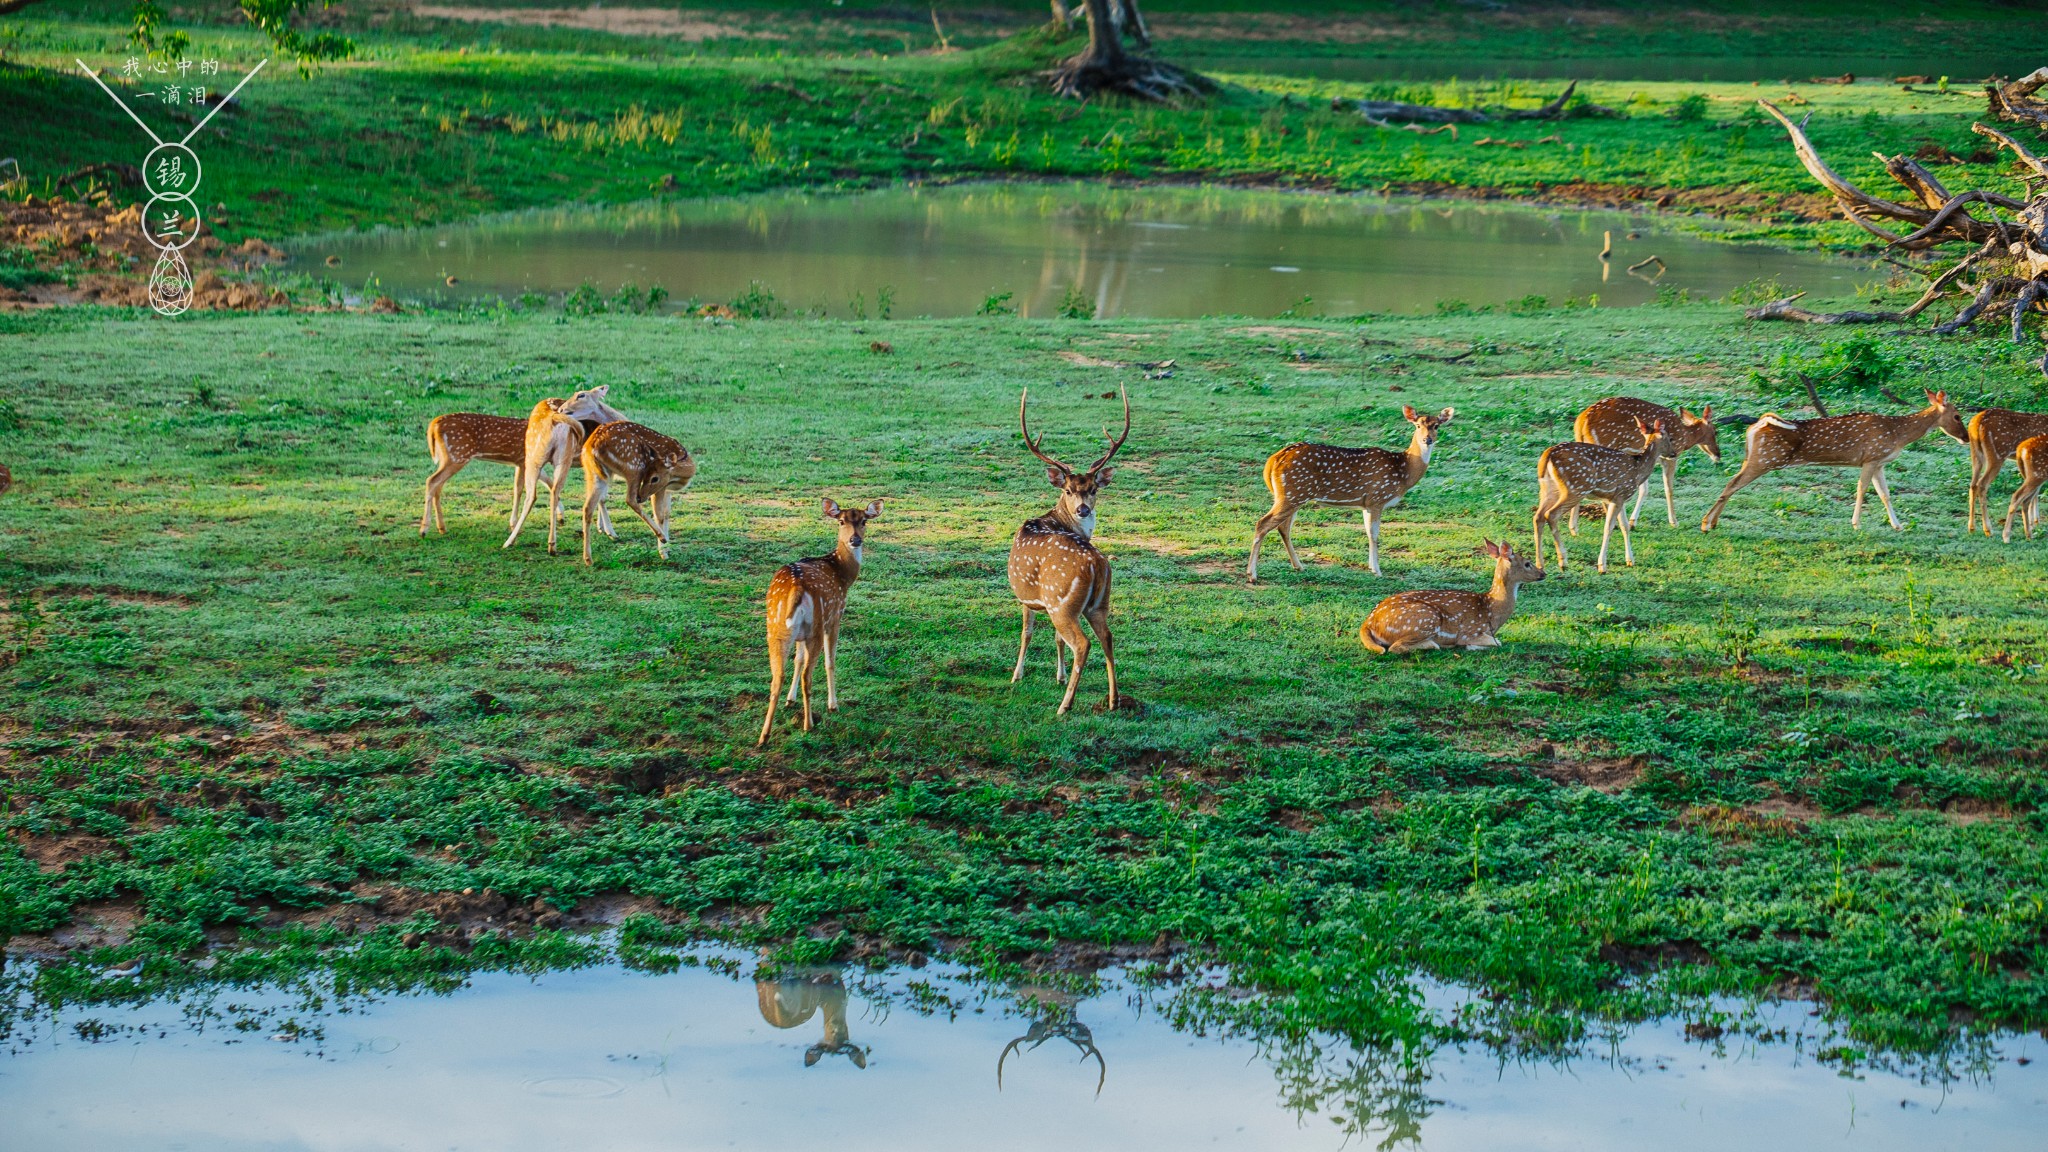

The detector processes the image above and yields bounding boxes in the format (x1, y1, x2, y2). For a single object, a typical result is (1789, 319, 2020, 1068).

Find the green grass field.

(3, 303, 2045, 1053)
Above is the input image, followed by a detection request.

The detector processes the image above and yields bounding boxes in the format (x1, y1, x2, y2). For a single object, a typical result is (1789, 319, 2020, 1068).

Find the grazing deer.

(1569, 397, 1721, 530)
(1359, 540, 1544, 654)
(1248, 405, 1455, 581)
(419, 387, 622, 536)
(1008, 387, 1129, 716)
(2001, 434, 2047, 542)
(1533, 417, 1675, 573)
(758, 497, 885, 744)
(1966, 408, 2048, 535)
(578, 421, 697, 565)
(1700, 391, 1967, 531)
(756, 971, 868, 1068)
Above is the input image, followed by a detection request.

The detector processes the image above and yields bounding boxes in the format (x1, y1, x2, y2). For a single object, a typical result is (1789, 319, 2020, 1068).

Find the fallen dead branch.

(1745, 293, 1910, 325)
(54, 162, 143, 191)
(1988, 67, 2048, 133)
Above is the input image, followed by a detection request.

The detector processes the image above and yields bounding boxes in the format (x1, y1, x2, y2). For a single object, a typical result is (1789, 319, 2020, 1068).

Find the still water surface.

(293, 184, 1880, 319)
(3, 957, 2040, 1150)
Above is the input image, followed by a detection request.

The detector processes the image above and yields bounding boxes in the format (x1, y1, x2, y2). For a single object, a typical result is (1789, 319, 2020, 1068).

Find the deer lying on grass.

(578, 422, 697, 565)
(1700, 391, 1966, 532)
(1568, 397, 1721, 531)
(758, 498, 884, 744)
(2001, 435, 2047, 542)
(1360, 540, 1544, 654)
(504, 385, 627, 552)
(1533, 417, 1674, 573)
(1966, 407, 2048, 535)
(1008, 387, 1129, 716)
(419, 387, 621, 536)
(1248, 405, 1455, 581)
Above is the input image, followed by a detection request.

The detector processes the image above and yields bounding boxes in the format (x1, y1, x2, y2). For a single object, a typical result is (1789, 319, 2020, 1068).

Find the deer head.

(629, 443, 696, 506)
(1677, 405, 1722, 461)
(1401, 404, 1456, 459)
(1480, 538, 1545, 584)
(1632, 415, 1677, 461)
(1021, 385, 1130, 537)
(1926, 389, 1968, 443)
(555, 385, 613, 425)
(821, 497, 885, 559)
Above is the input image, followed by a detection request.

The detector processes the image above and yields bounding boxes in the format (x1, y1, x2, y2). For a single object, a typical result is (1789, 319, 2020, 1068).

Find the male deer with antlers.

(1360, 540, 1544, 654)
(758, 497, 885, 744)
(1008, 387, 1129, 716)
(578, 421, 697, 565)
(1248, 405, 1455, 581)
(1534, 417, 1675, 573)
(1569, 397, 1721, 531)
(1965, 407, 2048, 535)
(1700, 391, 1966, 532)
(419, 387, 622, 536)
(2001, 434, 2047, 542)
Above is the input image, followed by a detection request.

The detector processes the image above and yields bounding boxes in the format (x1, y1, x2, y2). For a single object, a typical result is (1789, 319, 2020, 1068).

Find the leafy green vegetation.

(1, 304, 2044, 1055)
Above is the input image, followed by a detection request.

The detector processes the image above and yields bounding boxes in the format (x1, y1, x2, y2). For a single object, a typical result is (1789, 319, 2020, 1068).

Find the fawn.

(1700, 390, 1966, 531)
(420, 387, 622, 535)
(758, 498, 884, 744)
(2002, 434, 2047, 542)
(1569, 397, 1721, 530)
(1248, 404, 1455, 581)
(1966, 408, 2048, 535)
(1360, 540, 1544, 654)
(1009, 387, 1129, 716)
(1533, 417, 1675, 573)
(578, 422, 697, 565)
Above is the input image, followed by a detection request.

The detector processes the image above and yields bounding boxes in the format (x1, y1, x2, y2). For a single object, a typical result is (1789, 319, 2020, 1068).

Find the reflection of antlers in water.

(996, 1018, 1107, 1096)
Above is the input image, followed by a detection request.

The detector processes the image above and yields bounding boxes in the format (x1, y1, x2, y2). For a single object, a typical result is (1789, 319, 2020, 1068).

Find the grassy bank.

(4, 2, 2043, 247)
(2, 304, 2045, 1053)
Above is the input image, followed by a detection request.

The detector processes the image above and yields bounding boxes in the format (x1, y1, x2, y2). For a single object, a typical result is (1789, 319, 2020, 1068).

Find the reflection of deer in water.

(756, 971, 869, 1068)
(997, 995, 1107, 1096)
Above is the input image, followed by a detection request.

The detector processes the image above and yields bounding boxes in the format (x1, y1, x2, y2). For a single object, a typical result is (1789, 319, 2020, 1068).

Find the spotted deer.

(1700, 391, 1967, 532)
(1008, 387, 1129, 716)
(758, 498, 884, 744)
(419, 387, 622, 536)
(2001, 434, 2048, 542)
(1569, 397, 1721, 530)
(1247, 405, 1455, 581)
(504, 385, 627, 552)
(1359, 540, 1545, 654)
(1966, 408, 2048, 535)
(578, 421, 697, 565)
(1533, 417, 1675, 573)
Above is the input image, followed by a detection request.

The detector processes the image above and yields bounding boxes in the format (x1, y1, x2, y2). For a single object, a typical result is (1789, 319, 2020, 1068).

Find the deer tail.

(1359, 618, 1389, 653)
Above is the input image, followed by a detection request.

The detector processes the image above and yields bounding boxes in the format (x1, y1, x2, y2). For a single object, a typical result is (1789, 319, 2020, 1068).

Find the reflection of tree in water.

(1266, 1035, 1438, 1151)
(755, 969, 870, 1068)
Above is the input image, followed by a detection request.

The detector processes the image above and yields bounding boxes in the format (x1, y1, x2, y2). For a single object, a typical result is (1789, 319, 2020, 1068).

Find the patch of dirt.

(1231, 325, 1329, 339)
(0, 715, 366, 775)
(412, 6, 775, 38)
(1055, 350, 1131, 368)
(291, 884, 683, 945)
(1598, 938, 1713, 971)
(9, 831, 122, 874)
(1, 197, 290, 311)
(1680, 803, 1807, 839)
(7, 898, 144, 956)
(1942, 797, 2016, 824)
(1537, 754, 1645, 793)
(38, 585, 197, 609)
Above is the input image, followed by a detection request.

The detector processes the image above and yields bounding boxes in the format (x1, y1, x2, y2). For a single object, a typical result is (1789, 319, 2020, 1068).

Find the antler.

(1088, 385, 1132, 472)
(1019, 388, 1070, 472)
(996, 1034, 1027, 1089)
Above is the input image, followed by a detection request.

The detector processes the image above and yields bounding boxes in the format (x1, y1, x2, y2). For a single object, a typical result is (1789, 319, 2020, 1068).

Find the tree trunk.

(1114, 0, 1151, 49)
(1077, 0, 1125, 68)
(1049, 0, 1071, 29)
(1051, 0, 1204, 101)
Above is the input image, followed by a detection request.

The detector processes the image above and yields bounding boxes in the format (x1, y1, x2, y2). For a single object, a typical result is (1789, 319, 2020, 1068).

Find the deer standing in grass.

(578, 422, 697, 565)
(1699, 391, 1967, 532)
(1568, 398, 1721, 532)
(1247, 405, 1455, 582)
(2001, 434, 2048, 542)
(1965, 408, 2048, 535)
(419, 387, 622, 536)
(758, 497, 884, 744)
(504, 385, 630, 553)
(1360, 540, 1544, 654)
(1533, 417, 1674, 573)
(1008, 387, 1129, 716)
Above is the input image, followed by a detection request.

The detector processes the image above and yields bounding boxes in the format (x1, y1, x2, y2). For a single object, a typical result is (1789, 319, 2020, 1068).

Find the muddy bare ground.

(1, 196, 289, 311)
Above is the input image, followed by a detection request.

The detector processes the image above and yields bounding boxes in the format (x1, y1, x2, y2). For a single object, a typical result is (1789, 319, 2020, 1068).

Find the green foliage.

(1726, 276, 1789, 306)
(729, 280, 784, 319)
(1667, 93, 1710, 122)
(978, 290, 1016, 316)
(1057, 284, 1094, 320)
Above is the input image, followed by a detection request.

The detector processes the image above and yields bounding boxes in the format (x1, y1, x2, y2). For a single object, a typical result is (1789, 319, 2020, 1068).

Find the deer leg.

(1248, 503, 1286, 581)
(823, 629, 839, 711)
(422, 457, 462, 536)
(1870, 465, 1904, 530)
(1087, 607, 1117, 712)
(797, 644, 814, 731)
(1278, 508, 1301, 571)
(1660, 456, 1678, 527)
(1363, 508, 1384, 577)
(1967, 443, 1987, 534)
(656, 488, 674, 551)
(1054, 634, 1067, 684)
(504, 461, 544, 549)
(1568, 505, 1579, 536)
(1596, 502, 1618, 573)
(623, 498, 669, 559)
(759, 632, 789, 745)
(1851, 465, 1873, 529)
(786, 641, 805, 703)
(543, 465, 571, 555)
(581, 476, 607, 566)
(1616, 499, 1638, 566)
(1050, 611, 1089, 716)
(1701, 464, 1770, 531)
(1011, 606, 1034, 683)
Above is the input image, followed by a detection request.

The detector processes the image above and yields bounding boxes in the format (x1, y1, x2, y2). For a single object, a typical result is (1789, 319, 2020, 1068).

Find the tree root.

(1746, 294, 1909, 324)
(1050, 53, 1210, 102)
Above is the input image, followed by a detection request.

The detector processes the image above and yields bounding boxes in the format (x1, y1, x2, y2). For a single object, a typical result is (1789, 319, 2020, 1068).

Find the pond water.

(4, 956, 2042, 1150)
(292, 184, 1879, 319)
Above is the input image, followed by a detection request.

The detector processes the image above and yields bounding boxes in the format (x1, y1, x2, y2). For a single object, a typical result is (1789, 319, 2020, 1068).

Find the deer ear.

(591, 384, 608, 398)
(1045, 464, 1069, 487)
(1402, 404, 1420, 422)
(1438, 406, 1456, 422)
(1700, 404, 1713, 419)
(821, 497, 842, 518)
(1095, 465, 1115, 486)
(864, 499, 884, 519)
